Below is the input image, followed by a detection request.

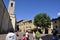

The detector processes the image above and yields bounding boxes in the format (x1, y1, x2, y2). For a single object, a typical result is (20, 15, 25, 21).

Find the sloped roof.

(52, 17, 60, 21)
(17, 20, 32, 23)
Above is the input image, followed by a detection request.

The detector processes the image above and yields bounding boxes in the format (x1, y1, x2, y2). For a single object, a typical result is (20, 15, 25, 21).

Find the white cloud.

(58, 12, 60, 16)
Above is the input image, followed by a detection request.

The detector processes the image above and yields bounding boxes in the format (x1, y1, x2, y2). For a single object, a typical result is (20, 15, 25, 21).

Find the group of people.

(5, 30, 42, 40)
(6, 29, 60, 40)
(5, 30, 29, 40)
(22, 31, 29, 40)
(21, 30, 43, 40)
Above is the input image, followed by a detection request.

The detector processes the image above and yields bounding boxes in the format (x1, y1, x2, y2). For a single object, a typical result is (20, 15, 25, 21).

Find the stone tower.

(8, 0, 16, 31)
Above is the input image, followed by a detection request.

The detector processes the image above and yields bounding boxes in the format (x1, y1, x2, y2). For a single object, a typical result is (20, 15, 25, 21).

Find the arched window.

(11, 3, 13, 7)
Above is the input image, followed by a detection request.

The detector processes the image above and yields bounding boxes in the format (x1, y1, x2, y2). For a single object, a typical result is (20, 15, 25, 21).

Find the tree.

(34, 13, 51, 28)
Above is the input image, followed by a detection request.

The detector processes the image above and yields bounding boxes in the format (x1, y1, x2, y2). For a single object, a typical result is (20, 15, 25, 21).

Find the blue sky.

(3, 0, 60, 21)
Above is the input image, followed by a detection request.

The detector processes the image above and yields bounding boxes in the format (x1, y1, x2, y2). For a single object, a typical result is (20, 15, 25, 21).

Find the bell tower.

(8, 0, 16, 31)
(8, 0, 15, 14)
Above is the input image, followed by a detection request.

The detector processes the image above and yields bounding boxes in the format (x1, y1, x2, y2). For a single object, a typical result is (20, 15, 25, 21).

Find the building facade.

(52, 17, 60, 34)
(0, 0, 13, 33)
(17, 20, 36, 32)
(17, 20, 52, 34)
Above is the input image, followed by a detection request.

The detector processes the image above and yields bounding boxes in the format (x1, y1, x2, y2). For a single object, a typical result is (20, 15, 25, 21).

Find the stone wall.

(0, 0, 13, 33)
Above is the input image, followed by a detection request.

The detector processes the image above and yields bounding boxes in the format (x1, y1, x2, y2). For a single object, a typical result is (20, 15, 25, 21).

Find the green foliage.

(34, 13, 51, 28)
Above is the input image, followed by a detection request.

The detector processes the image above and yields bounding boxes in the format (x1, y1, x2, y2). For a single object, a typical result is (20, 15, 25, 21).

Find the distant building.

(17, 19, 52, 34)
(17, 20, 36, 32)
(52, 17, 60, 34)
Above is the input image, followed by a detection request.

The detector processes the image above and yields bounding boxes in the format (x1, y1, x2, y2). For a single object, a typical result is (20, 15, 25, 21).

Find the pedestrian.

(22, 34, 26, 40)
(39, 37, 42, 40)
(36, 30, 40, 40)
(25, 31, 29, 40)
(52, 29, 58, 36)
(52, 29, 58, 40)
(33, 31, 36, 40)
(52, 35, 58, 40)
(16, 31, 19, 36)
(16, 32, 19, 40)
(58, 35, 60, 40)
(5, 30, 16, 40)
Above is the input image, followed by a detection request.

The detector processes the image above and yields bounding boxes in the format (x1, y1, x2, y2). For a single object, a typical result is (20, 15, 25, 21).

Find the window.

(55, 25, 57, 28)
(59, 20, 60, 22)
(55, 21, 57, 23)
(11, 3, 13, 7)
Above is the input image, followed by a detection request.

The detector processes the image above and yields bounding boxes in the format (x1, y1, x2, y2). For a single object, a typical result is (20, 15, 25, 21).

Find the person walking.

(52, 35, 58, 40)
(39, 37, 42, 40)
(58, 35, 60, 40)
(52, 29, 58, 40)
(33, 31, 36, 40)
(16, 31, 19, 40)
(22, 34, 26, 40)
(25, 31, 29, 40)
(36, 30, 40, 40)
(5, 30, 16, 40)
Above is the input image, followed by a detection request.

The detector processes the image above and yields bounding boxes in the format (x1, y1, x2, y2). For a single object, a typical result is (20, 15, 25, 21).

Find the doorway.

(45, 28, 48, 34)
(16, 25, 19, 31)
